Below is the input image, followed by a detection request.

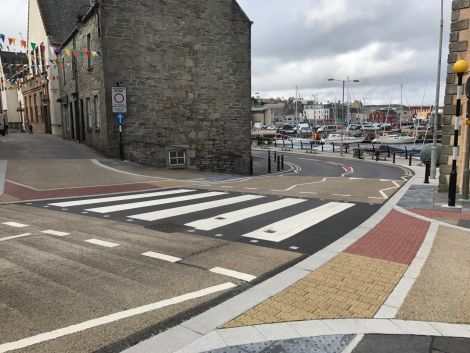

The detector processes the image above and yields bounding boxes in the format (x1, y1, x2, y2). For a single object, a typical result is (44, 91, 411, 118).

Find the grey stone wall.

(439, 0, 469, 192)
(59, 12, 109, 155)
(99, 0, 252, 174)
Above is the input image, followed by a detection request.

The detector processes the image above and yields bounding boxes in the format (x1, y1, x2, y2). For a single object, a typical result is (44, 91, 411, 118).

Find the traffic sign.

(116, 113, 125, 125)
(112, 87, 127, 113)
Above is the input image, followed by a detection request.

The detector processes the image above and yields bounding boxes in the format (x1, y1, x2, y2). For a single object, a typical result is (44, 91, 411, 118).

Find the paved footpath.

(120, 159, 470, 353)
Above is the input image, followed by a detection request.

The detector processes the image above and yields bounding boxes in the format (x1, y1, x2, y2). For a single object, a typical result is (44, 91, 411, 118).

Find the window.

(169, 151, 186, 166)
(94, 95, 100, 128)
(86, 97, 92, 128)
(87, 34, 92, 69)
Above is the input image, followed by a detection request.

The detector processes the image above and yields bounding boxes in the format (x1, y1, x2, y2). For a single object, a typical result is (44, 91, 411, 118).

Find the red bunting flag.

(8, 37, 15, 46)
(72, 50, 78, 58)
(20, 40, 27, 48)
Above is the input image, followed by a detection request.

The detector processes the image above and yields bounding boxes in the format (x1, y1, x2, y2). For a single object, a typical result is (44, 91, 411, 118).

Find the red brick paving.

(409, 208, 470, 220)
(345, 209, 430, 265)
(4, 181, 159, 200)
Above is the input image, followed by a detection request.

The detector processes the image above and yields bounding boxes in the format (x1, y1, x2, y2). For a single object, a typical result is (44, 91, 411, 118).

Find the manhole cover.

(146, 223, 191, 233)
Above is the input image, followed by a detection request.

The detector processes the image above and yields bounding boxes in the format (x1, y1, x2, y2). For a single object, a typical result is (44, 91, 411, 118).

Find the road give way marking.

(0, 283, 236, 353)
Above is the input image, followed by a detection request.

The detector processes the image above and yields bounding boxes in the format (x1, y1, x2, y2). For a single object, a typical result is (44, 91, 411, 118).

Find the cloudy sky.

(1, 0, 450, 105)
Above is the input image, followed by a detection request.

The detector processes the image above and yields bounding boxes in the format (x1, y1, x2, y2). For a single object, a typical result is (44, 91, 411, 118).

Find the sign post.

(113, 86, 127, 161)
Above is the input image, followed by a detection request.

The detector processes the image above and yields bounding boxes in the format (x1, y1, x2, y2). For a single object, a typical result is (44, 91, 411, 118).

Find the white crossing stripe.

(130, 194, 265, 221)
(41, 230, 70, 237)
(210, 267, 256, 282)
(242, 202, 355, 242)
(48, 189, 195, 208)
(0, 233, 32, 242)
(0, 282, 235, 353)
(86, 191, 227, 214)
(186, 198, 306, 231)
(2, 222, 28, 228)
(85, 239, 120, 248)
(142, 251, 182, 263)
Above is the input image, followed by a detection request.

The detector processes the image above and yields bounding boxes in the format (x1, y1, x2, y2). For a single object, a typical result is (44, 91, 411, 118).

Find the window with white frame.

(86, 97, 92, 128)
(169, 150, 186, 166)
(94, 95, 100, 128)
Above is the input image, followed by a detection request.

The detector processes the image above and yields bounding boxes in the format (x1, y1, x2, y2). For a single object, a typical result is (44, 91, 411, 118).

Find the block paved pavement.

(223, 210, 429, 328)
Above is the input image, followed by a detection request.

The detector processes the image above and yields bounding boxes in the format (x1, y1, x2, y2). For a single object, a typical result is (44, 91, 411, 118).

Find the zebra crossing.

(29, 188, 379, 253)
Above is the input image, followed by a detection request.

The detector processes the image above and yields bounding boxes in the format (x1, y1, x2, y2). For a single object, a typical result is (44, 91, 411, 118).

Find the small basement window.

(169, 150, 186, 166)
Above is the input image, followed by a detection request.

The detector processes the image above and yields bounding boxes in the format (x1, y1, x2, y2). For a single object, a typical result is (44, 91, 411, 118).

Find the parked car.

(317, 125, 337, 133)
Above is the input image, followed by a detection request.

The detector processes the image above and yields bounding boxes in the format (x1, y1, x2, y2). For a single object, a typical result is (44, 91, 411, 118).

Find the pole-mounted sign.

(112, 87, 127, 113)
(116, 112, 125, 126)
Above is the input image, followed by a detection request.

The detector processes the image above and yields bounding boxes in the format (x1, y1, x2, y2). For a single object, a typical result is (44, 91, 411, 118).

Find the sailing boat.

(372, 84, 416, 144)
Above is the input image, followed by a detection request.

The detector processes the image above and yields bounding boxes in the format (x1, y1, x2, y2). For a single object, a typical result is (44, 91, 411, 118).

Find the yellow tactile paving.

(224, 253, 407, 328)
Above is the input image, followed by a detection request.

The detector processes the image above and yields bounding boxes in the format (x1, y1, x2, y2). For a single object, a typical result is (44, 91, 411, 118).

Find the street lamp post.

(328, 78, 360, 156)
(448, 59, 469, 207)
(431, 0, 444, 179)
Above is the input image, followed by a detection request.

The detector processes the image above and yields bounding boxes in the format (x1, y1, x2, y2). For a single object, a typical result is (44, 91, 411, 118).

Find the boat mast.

(295, 86, 298, 126)
(400, 84, 403, 130)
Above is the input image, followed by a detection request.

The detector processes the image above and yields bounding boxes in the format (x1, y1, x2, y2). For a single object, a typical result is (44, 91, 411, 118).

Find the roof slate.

(36, 0, 91, 44)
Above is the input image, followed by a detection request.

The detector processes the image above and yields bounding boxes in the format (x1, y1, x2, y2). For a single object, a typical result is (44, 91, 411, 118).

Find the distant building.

(368, 110, 399, 125)
(58, 0, 252, 173)
(21, 0, 90, 135)
(0, 52, 28, 131)
(304, 104, 335, 125)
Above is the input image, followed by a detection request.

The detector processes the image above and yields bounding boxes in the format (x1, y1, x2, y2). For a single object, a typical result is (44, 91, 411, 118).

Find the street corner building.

(440, 0, 470, 192)
(57, 0, 252, 174)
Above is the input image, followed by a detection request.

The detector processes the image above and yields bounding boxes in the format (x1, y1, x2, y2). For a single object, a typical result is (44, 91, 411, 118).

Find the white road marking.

(220, 186, 234, 188)
(86, 191, 226, 214)
(349, 177, 365, 180)
(2, 222, 28, 228)
(40, 230, 69, 237)
(300, 192, 318, 195)
(186, 198, 306, 231)
(142, 251, 182, 263)
(244, 187, 259, 190)
(0, 233, 32, 242)
(49, 189, 195, 208)
(0, 282, 236, 353)
(332, 194, 351, 197)
(85, 239, 120, 248)
(210, 267, 256, 282)
(242, 202, 355, 242)
(130, 194, 264, 222)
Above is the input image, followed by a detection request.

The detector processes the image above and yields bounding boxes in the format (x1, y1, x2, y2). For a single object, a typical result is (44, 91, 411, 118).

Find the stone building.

(440, 0, 470, 192)
(58, 0, 252, 174)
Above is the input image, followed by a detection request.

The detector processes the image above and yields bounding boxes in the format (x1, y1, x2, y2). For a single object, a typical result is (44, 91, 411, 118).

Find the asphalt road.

(252, 149, 411, 180)
(0, 134, 413, 353)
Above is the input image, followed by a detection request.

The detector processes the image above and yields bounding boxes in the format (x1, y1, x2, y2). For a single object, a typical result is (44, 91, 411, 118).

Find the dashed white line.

(2, 222, 28, 228)
(0, 282, 236, 353)
(210, 267, 256, 282)
(300, 192, 318, 195)
(332, 194, 352, 197)
(41, 230, 69, 237)
(142, 251, 182, 263)
(244, 187, 259, 190)
(85, 239, 120, 248)
(0, 233, 32, 242)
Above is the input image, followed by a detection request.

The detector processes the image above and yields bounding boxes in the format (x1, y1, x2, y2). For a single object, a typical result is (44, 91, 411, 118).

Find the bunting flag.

(72, 50, 78, 58)
(0, 34, 4, 43)
(8, 37, 15, 46)
(30, 42, 37, 51)
(20, 40, 27, 48)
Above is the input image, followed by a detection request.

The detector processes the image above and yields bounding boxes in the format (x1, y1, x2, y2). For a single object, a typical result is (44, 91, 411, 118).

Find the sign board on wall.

(112, 87, 127, 113)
